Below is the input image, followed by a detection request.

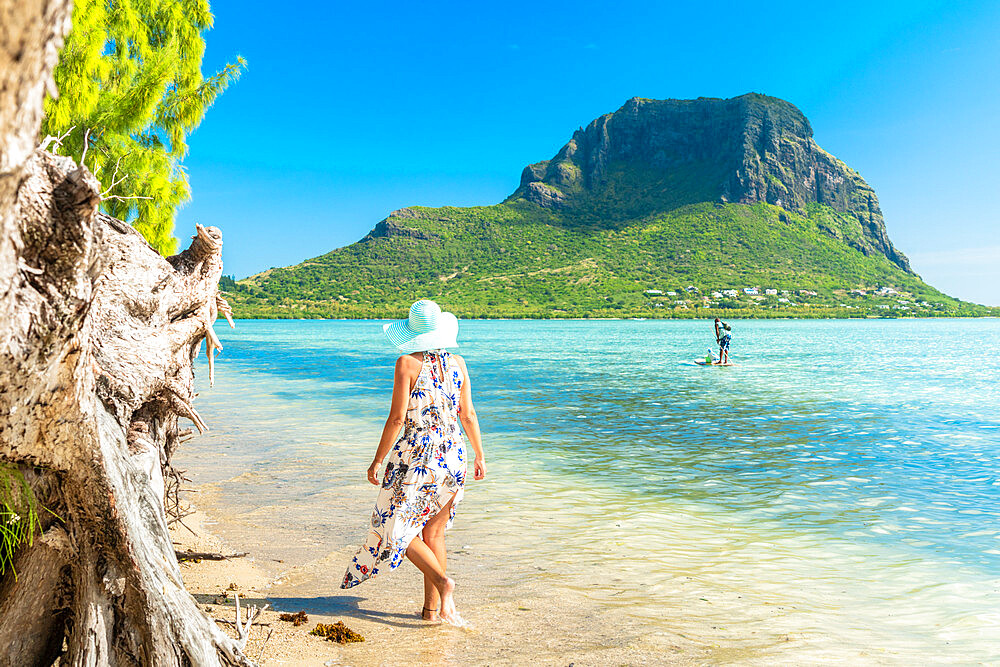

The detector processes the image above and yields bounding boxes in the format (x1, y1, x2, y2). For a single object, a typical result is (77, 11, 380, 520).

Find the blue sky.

(177, 0, 1000, 305)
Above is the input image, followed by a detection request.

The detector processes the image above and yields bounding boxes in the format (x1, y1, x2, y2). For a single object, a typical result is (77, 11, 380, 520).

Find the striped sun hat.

(383, 300, 459, 353)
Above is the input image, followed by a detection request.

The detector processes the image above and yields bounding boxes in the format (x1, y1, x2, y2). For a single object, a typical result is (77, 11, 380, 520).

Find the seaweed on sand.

(279, 611, 308, 626)
(310, 622, 364, 643)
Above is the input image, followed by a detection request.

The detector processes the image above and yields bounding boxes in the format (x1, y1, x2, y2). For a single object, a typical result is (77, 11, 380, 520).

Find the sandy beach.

(173, 505, 703, 666)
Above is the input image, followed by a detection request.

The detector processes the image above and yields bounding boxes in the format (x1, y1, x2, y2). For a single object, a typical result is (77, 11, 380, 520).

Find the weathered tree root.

(165, 466, 196, 533)
(0, 3, 252, 663)
(0, 152, 250, 665)
(0, 148, 254, 666)
(0, 154, 252, 665)
(233, 592, 270, 650)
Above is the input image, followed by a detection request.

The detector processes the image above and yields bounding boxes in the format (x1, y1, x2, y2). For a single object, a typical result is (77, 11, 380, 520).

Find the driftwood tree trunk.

(1, 1, 252, 665)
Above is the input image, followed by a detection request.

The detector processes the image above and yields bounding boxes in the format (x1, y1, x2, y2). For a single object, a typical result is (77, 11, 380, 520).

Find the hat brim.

(383, 312, 459, 353)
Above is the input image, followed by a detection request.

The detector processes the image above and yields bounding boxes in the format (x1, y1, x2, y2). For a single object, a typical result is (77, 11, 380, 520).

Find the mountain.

(230, 93, 987, 319)
(511, 94, 909, 270)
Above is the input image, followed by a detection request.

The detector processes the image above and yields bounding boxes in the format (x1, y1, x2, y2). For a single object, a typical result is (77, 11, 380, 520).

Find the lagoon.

(178, 319, 1000, 663)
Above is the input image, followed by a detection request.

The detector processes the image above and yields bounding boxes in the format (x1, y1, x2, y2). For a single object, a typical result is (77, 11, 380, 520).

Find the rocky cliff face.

(510, 93, 911, 272)
(364, 208, 438, 241)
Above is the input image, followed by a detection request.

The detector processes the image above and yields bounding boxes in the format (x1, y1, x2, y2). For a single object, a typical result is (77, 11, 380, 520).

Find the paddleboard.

(694, 359, 734, 366)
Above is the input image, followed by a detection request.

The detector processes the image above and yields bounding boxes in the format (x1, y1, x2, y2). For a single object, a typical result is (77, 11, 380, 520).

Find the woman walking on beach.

(341, 300, 486, 627)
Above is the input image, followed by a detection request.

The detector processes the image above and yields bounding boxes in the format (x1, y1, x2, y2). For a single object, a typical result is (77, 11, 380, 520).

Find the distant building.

(781, 290, 790, 295)
(711, 291, 723, 299)
(686, 285, 699, 292)
(778, 297, 790, 303)
(644, 289, 664, 295)
(666, 291, 677, 296)
(743, 287, 759, 296)
(722, 289, 738, 298)
(764, 288, 778, 296)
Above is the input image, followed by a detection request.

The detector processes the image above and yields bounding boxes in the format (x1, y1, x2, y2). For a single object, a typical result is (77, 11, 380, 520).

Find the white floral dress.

(341, 350, 467, 589)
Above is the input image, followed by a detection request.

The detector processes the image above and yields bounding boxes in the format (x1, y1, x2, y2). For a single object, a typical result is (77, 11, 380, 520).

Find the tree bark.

(0, 525, 72, 666)
(1, 0, 73, 319)
(0, 150, 253, 667)
(1, 1, 253, 665)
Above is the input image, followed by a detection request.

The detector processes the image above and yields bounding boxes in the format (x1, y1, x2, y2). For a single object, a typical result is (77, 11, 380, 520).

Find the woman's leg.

(405, 495, 462, 624)
(404, 535, 448, 588)
(420, 496, 454, 618)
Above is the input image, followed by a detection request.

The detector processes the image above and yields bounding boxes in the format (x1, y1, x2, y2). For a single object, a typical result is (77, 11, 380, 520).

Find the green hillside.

(229, 95, 994, 319)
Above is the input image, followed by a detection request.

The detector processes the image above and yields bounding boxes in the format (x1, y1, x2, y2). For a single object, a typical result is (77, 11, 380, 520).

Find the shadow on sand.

(266, 595, 428, 629)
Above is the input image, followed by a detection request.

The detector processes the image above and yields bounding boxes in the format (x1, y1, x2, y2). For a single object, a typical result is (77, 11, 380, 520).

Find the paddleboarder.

(714, 318, 732, 365)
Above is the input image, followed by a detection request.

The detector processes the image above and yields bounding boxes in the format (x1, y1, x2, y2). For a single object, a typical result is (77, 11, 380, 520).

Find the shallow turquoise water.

(182, 319, 1000, 661)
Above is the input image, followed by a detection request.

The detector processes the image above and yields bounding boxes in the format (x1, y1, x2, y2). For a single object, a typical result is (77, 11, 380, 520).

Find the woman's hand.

(473, 458, 487, 481)
(367, 460, 381, 486)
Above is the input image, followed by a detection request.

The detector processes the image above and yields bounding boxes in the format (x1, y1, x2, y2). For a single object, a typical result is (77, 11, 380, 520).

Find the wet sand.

(174, 507, 703, 666)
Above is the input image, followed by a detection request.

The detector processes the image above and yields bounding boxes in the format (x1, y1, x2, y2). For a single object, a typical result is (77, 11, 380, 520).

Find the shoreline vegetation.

(227, 307, 1000, 320)
(224, 290, 999, 320)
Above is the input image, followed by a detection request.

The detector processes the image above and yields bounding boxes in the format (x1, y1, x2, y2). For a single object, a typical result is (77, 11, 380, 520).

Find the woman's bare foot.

(437, 577, 467, 627)
(420, 607, 440, 623)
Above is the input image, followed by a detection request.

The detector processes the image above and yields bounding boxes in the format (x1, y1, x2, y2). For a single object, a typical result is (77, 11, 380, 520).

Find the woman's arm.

(367, 355, 419, 485)
(454, 356, 486, 480)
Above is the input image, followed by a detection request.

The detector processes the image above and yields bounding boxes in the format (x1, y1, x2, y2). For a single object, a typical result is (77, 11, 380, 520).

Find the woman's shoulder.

(395, 353, 424, 372)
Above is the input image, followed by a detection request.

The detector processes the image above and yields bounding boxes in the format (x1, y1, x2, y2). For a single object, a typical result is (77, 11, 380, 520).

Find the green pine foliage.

(41, 0, 245, 255)
(218, 274, 239, 292)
